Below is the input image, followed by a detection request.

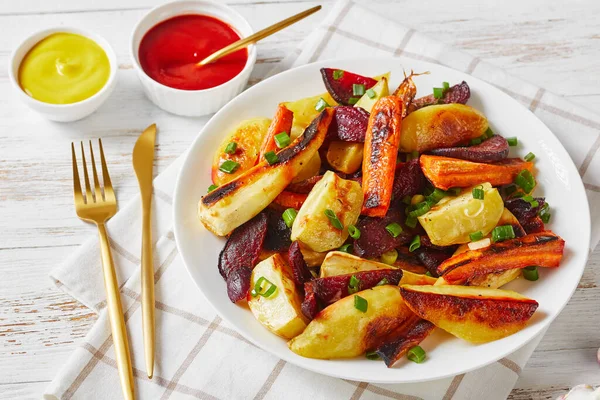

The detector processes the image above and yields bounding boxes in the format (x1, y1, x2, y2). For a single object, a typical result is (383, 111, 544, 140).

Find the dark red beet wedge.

(263, 208, 292, 252)
(408, 81, 471, 113)
(288, 241, 313, 286)
(327, 106, 370, 142)
(429, 135, 509, 163)
(392, 159, 426, 200)
(301, 284, 319, 320)
(505, 197, 547, 234)
(226, 266, 252, 303)
(353, 208, 415, 258)
(320, 68, 377, 105)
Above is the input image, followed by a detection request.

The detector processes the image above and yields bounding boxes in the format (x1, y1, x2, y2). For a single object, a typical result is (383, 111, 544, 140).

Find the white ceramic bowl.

(8, 27, 118, 122)
(130, 0, 257, 117)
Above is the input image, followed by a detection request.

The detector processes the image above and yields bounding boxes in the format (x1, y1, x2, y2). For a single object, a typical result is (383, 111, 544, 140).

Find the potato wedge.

(319, 251, 395, 277)
(400, 284, 538, 343)
(199, 109, 333, 236)
(248, 254, 308, 339)
(354, 77, 389, 113)
(298, 241, 327, 267)
(212, 118, 272, 185)
(289, 286, 413, 358)
(284, 93, 337, 129)
(326, 141, 364, 174)
(400, 104, 488, 152)
(418, 183, 504, 246)
(292, 151, 321, 183)
(291, 170, 363, 252)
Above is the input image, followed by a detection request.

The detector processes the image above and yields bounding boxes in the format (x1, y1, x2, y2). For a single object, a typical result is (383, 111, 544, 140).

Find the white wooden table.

(1, 0, 598, 398)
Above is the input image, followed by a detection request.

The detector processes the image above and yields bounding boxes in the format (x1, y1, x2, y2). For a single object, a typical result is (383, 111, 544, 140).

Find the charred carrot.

(376, 317, 435, 367)
(361, 96, 404, 217)
(438, 231, 565, 285)
(392, 71, 420, 117)
(420, 155, 533, 190)
(272, 190, 307, 210)
(259, 104, 294, 160)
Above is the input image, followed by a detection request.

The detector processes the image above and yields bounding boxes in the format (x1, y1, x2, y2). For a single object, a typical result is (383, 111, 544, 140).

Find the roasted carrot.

(392, 71, 421, 117)
(361, 96, 404, 217)
(258, 104, 294, 160)
(420, 155, 533, 190)
(272, 190, 308, 210)
(437, 231, 565, 285)
(376, 317, 435, 367)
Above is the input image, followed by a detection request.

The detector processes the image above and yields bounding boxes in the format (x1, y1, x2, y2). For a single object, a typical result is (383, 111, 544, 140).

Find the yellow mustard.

(18, 33, 110, 104)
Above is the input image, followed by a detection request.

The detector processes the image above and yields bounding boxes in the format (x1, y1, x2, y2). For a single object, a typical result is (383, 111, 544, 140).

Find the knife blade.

(132, 123, 157, 379)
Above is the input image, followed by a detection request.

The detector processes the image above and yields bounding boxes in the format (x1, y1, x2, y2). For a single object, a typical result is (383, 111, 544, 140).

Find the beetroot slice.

(392, 159, 426, 200)
(226, 266, 252, 303)
(415, 248, 453, 277)
(301, 284, 319, 320)
(320, 68, 378, 105)
(429, 135, 509, 163)
(263, 208, 292, 252)
(305, 269, 403, 305)
(327, 106, 370, 142)
(288, 241, 313, 286)
(353, 208, 415, 258)
(408, 81, 470, 113)
(376, 319, 436, 367)
(218, 212, 268, 280)
(505, 198, 546, 234)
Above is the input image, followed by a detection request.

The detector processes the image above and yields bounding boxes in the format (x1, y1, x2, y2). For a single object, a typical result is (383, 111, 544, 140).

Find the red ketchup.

(139, 14, 248, 90)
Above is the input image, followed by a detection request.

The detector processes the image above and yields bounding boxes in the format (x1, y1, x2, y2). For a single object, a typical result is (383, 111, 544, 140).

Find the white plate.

(173, 57, 591, 383)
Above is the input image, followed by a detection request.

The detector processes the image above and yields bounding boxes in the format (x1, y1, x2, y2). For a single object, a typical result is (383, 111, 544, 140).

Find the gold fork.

(71, 140, 134, 400)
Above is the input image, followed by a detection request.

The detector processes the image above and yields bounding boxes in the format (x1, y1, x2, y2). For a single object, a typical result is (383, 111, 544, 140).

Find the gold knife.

(132, 123, 157, 378)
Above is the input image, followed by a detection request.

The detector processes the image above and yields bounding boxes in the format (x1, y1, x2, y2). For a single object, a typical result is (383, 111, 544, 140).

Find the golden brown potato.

(326, 142, 364, 174)
(400, 104, 488, 152)
(319, 251, 396, 277)
(291, 171, 363, 252)
(288, 286, 413, 358)
(284, 93, 337, 129)
(212, 118, 271, 185)
(248, 254, 308, 339)
(292, 151, 321, 183)
(298, 242, 328, 267)
(400, 284, 538, 343)
(354, 77, 389, 113)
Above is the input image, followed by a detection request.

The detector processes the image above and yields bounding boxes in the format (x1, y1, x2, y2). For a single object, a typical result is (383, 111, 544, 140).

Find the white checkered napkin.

(46, 0, 600, 399)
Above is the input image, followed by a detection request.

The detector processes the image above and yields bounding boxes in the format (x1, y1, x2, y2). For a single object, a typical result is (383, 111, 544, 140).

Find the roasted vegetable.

(407, 81, 470, 114)
(326, 141, 364, 174)
(288, 241, 313, 286)
(391, 159, 426, 201)
(328, 106, 369, 142)
(437, 231, 565, 285)
(212, 118, 272, 185)
(291, 151, 321, 183)
(286, 175, 323, 194)
(272, 191, 308, 210)
(354, 208, 414, 258)
(263, 208, 292, 252)
(429, 135, 509, 163)
(415, 247, 454, 277)
(320, 68, 378, 105)
(291, 170, 363, 252)
(298, 242, 328, 267)
(319, 251, 397, 277)
(400, 285, 538, 343)
(289, 286, 413, 358)
(199, 109, 333, 236)
(400, 104, 488, 152)
(418, 183, 504, 246)
(354, 77, 389, 113)
(284, 92, 337, 129)
(248, 254, 308, 339)
(259, 104, 294, 159)
(504, 197, 547, 234)
(420, 156, 534, 190)
(376, 317, 435, 367)
(391, 71, 419, 116)
(362, 96, 404, 216)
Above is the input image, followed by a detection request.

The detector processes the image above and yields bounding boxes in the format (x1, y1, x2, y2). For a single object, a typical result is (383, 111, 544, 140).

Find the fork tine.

(98, 138, 116, 203)
(89, 141, 103, 202)
(71, 143, 85, 205)
(80, 142, 94, 203)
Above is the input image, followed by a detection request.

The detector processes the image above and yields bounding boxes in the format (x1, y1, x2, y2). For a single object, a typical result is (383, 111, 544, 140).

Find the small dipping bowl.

(130, 0, 256, 117)
(8, 27, 118, 122)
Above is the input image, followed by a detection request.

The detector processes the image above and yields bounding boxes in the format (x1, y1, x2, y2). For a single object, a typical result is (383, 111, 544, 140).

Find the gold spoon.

(197, 5, 322, 66)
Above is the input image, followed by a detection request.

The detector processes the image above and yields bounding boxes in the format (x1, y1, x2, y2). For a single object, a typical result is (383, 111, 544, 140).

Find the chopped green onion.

(354, 295, 368, 312)
(315, 97, 330, 112)
(353, 84, 365, 96)
(407, 346, 426, 363)
(274, 132, 291, 148)
(333, 69, 344, 80)
(409, 201, 431, 217)
(381, 249, 398, 265)
(443, 81, 450, 91)
(405, 215, 418, 228)
(428, 188, 447, 203)
(472, 187, 485, 200)
(530, 200, 539, 208)
(409, 235, 421, 252)
(264, 151, 279, 165)
(219, 160, 240, 174)
(402, 195, 412, 205)
(484, 127, 494, 138)
(523, 266, 539, 281)
(251, 277, 277, 298)
(376, 278, 389, 286)
(514, 169, 536, 193)
(425, 271, 432, 277)
(507, 137, 518, 147)
(433, 87, 444, 99)
(447, 187, 462, 196)
(348, 97, 359, 105)
(366, 88, 376, 99)
(522, 195, 534, 202)
(224, 142, 237, 154)
(348, 224, 361, 239)
(524, 152, 536, 162)
(471, 137, 482, 146)
(491, 225, 515, 243)
(385, 222, 403, 238)
(470, 231, 484, 241)
(366, 350, 380, 360)
(348, 275, 360, 294)
(282, 208, 297, 228)
(539, 203, 551, 223)
(207, 184, 218, 193)
(339, 243, 353, 253)
(324, 209, 343, 230)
